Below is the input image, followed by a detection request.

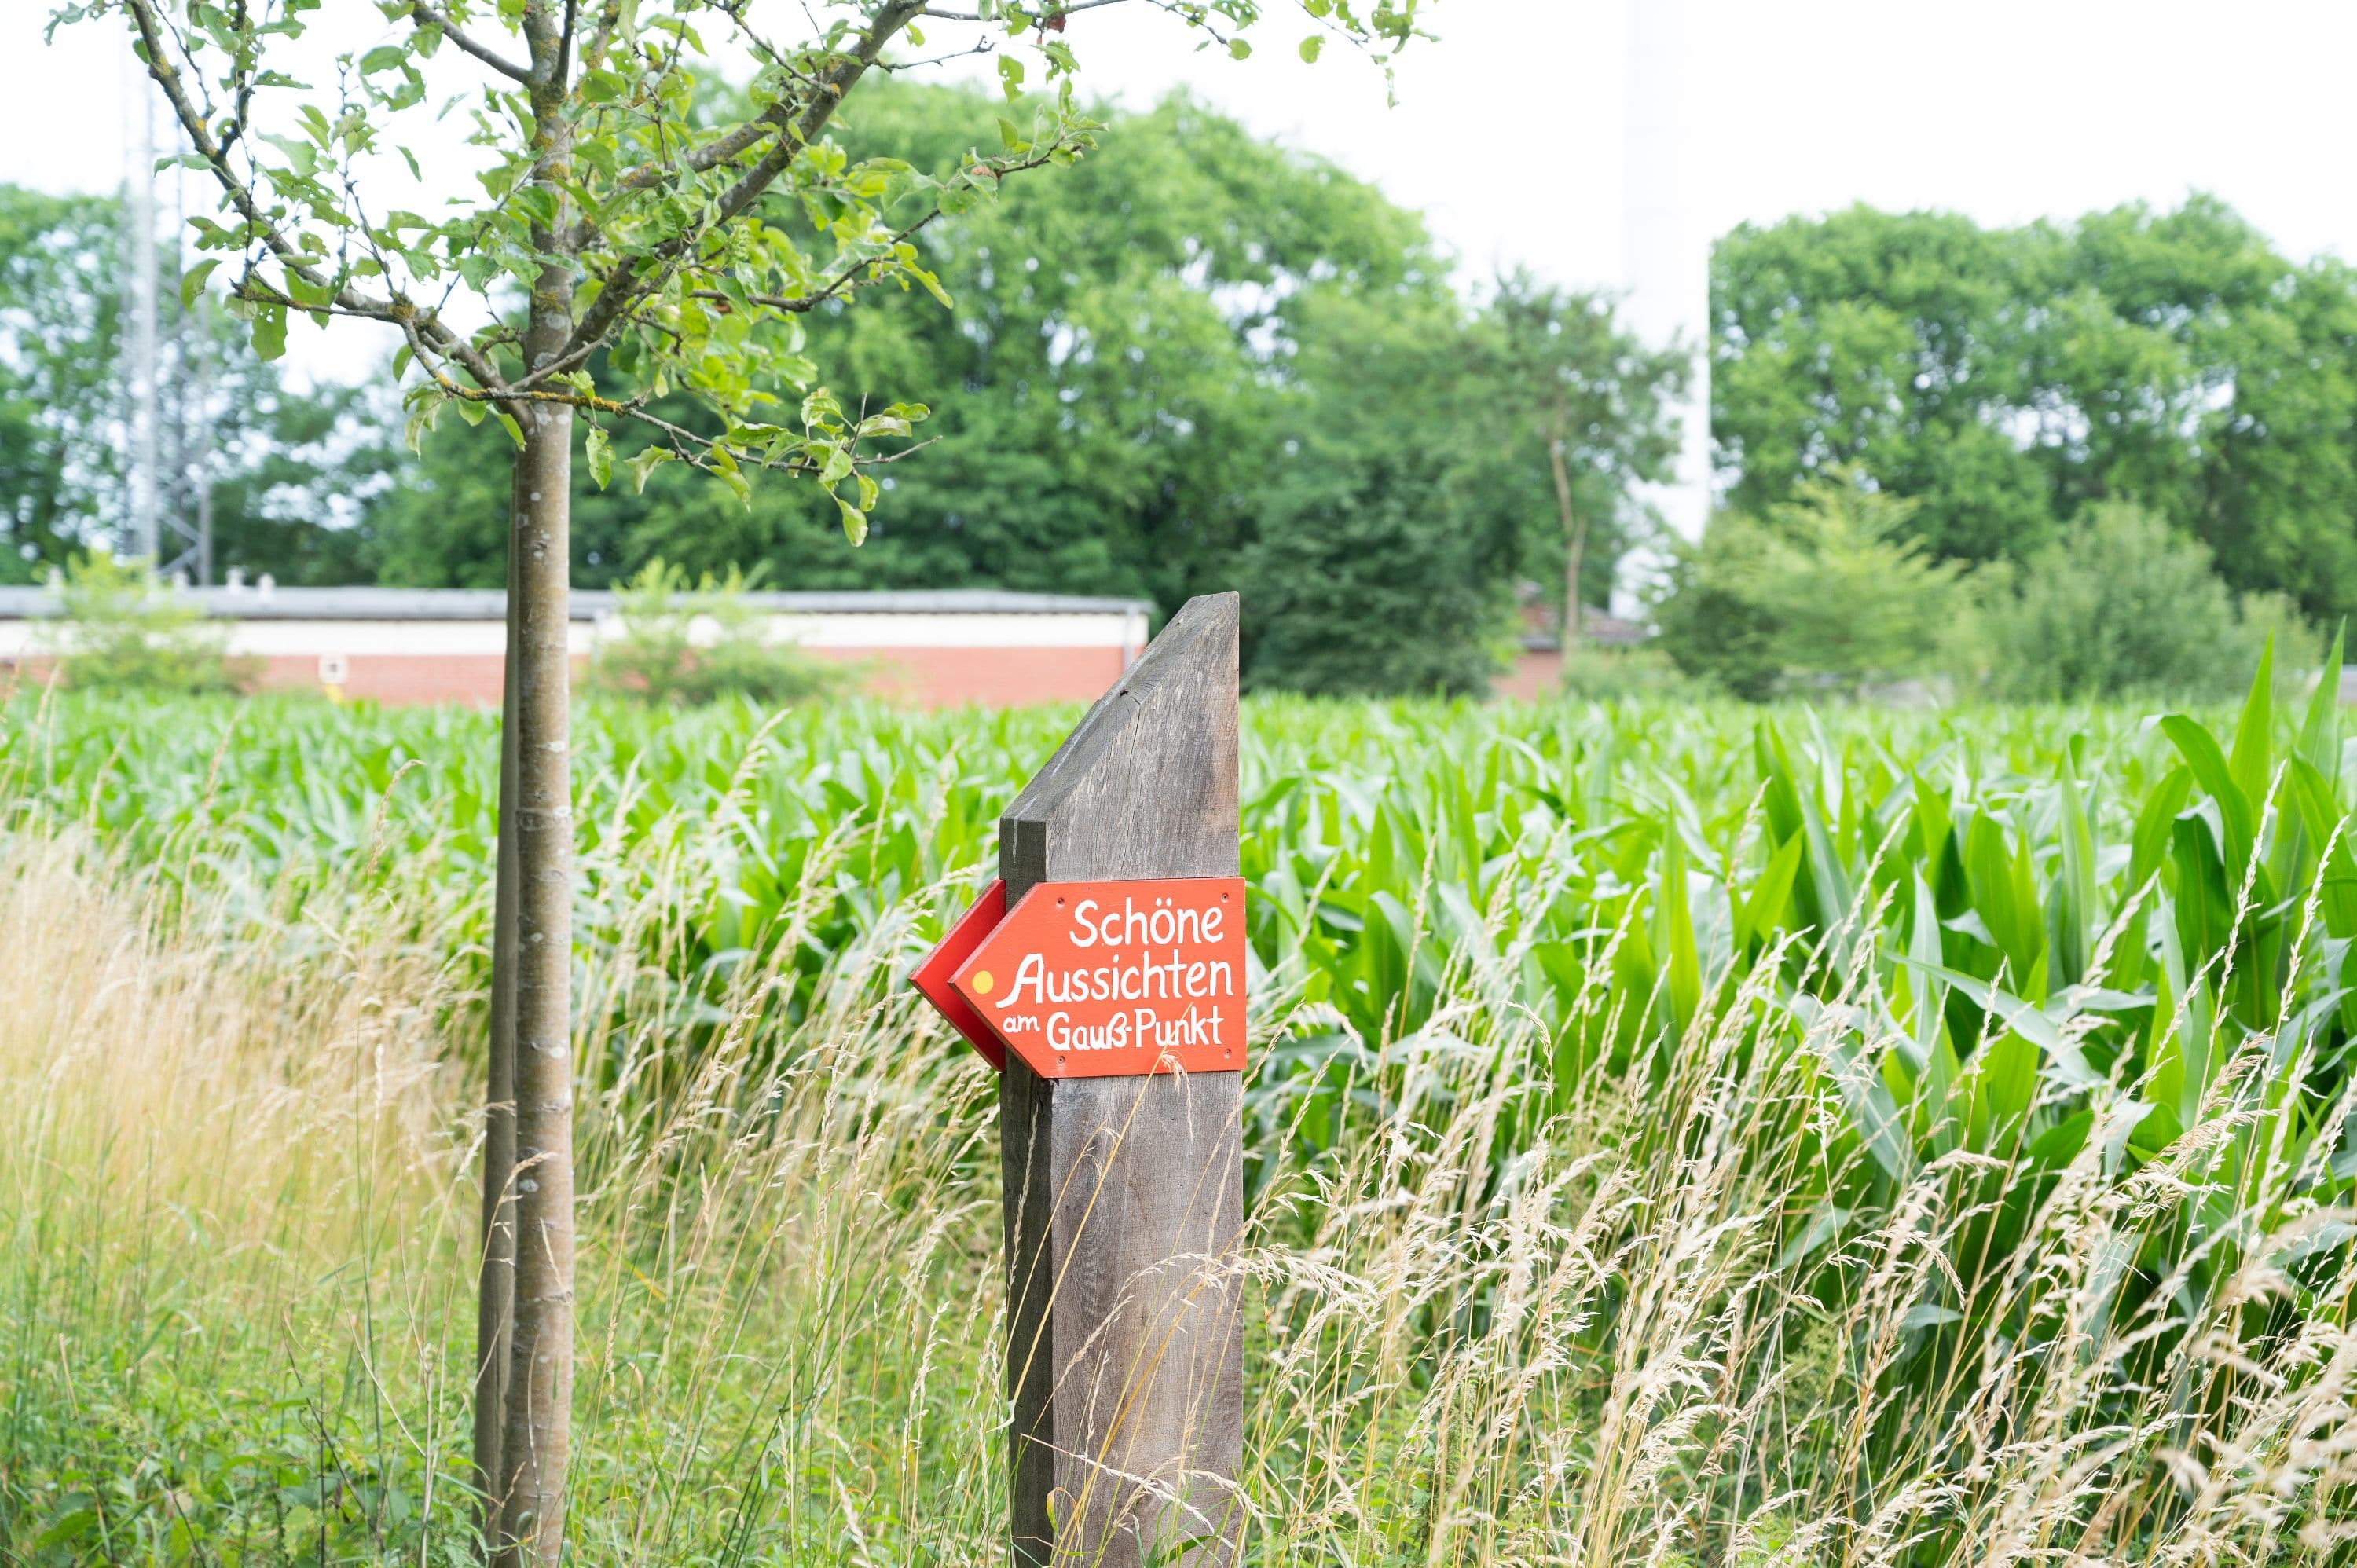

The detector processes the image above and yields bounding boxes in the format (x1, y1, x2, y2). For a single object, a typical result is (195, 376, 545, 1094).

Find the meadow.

(3, 668, 2355, 1564)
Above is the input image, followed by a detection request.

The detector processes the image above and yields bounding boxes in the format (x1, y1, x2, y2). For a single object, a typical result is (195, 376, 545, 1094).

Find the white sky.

(7, 0, 2353, 385)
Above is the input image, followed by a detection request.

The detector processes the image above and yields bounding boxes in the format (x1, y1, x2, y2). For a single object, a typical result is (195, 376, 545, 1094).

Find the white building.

(0, 583, 1153, 707)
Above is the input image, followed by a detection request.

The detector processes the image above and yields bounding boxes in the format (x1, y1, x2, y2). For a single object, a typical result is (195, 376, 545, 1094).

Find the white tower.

(125, 79, 162, 566)
(1615, 0, 1711, 615)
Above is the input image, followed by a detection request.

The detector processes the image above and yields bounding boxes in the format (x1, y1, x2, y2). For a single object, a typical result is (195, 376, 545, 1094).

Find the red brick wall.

(232, 644, 1131, 708)
(845, 645, 1127, 707)
(252, 654, 514, 705)
(1490, 648, 1562, 703)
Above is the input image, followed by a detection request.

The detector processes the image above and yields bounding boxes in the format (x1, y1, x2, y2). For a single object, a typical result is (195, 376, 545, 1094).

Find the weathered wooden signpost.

(915, 592, 1245, 1566)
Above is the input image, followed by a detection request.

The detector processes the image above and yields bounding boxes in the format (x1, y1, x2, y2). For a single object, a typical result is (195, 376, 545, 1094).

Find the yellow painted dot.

(973, 970, 993, 995)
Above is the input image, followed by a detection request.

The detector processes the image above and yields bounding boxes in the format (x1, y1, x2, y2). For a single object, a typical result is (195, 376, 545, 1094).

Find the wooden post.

(999, 592, 1246, 1566)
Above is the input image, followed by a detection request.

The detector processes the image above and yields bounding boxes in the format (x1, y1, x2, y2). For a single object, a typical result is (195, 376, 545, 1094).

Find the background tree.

(1961, 502, 2315, 702)
(0, 182, 387, 581)
(0, 188, 122, 580)
(358, 82, 1684, 693)
(65, 0, 1424, 1559)
(1713, 196, 2357, 621)
(1476, 271, 1684, 643)
(1653, 479, 1964, 700)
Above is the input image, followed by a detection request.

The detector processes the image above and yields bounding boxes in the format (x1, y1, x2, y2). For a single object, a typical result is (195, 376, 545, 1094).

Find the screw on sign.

(948, 877, 1246, 1078)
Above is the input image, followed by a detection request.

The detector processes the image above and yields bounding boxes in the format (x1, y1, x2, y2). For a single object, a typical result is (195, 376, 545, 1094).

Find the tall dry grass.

(2, 799, 2355, 1566)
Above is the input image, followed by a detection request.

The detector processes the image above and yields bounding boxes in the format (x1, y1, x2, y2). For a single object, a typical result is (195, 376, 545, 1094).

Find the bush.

(1556, 642, 1704, 702)
(1653, 480, 1965, 700)
(1241, 479, 1512, 698)
(1961, 503, 2319, 701)
(38, 555, 251, 693)
(589, 562, 841, 706)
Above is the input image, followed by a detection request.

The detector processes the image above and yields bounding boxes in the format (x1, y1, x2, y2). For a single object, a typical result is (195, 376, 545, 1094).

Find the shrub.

(1653, 480, 1965, 700)
(1962, 502, 2319, 701)
(589, 561, 841, 706)
(1555, 642, 1703, 702)
(38, 555, 251, 693)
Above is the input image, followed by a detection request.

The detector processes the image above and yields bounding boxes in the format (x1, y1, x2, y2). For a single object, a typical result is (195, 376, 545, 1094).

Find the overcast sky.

(9, 0, 2352, 383)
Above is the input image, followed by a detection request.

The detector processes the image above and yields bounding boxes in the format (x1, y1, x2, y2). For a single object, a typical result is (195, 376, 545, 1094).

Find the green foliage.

(1476, 272, 1688, 630)
(38, 555, 249, 692)
(1962, 502, 2318, 701)
(1714, 197, 2357, 620)
(588, 561, 841, 706)
(1653, 480, 1967, 698)
(360, 86, 1681, 694)
(13, 680, 2357, 1555)
(1553, 642, 1699, 702)
(0, 187, 119, 580)
(65, 0, 1425, 548)
(0, 183, 390, 583)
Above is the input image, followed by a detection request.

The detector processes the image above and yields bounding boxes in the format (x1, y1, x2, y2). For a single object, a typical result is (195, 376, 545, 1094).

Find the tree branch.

(917, 0, 1125, 20)
(408, 0, 533, 83)
(520, 0, 563, 82)
(125, 0, 511, 391)
(555, 0, 927, 367)
(611, 107, 789, 193)
(680, 203, 962, 319)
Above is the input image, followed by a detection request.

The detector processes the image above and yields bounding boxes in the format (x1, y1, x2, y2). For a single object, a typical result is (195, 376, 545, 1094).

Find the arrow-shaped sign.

(910, 879, 1009, 1070)
(948, 877, 1246, 1079)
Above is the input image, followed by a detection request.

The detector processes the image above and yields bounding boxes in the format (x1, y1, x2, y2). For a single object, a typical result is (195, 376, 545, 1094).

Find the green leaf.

(2047, 756, 2096, 988)
(585, 426, 612, 489)
(626, 445, 673, 495)
(251, 302, 288, 361)
(838, 496, 869, 547)
(494, 410, 525, 450)
(2300, 621, 2345, 783)
(2227, 635, 2275, 811)
(2171, 813, 2234, 978)
(1227, 36, 1252, 59)
(1732, 833, 1802, 954)
(2130, 768, 2193, 888)
(179, 258, 222, 309)
(260, 132, 318, 179)
(1652, 824, 1700, 1041)
(709, 445, 750, 506)
(1891, 954, 2105, 1090)
(2161, 715, 2255, 878)
(1299, 34, 1323, 62)
(357, 43, 408, 74)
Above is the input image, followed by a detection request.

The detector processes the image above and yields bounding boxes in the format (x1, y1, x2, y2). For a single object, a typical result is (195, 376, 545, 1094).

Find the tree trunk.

(1549, 428, 1586, 647)
(474, 463, 523, 1543)
(486, 38, 581, 1560)
(492, 401, 575, 1567)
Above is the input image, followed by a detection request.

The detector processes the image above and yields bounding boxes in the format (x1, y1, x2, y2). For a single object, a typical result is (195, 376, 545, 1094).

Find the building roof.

(0, 584, 1156, 621)
(1519, 607, 1651, 652)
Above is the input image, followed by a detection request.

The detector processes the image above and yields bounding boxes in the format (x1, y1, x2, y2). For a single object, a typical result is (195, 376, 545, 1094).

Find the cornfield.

(5, 655, 2357, 1563)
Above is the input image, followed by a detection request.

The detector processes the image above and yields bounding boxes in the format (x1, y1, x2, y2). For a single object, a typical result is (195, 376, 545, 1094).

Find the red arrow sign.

(948, 877, 1246, 1079)
(910, 879, 1009, 1070)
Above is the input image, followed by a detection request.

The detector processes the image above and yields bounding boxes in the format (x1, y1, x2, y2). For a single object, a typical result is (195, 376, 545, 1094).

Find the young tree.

(57, 0, 1424, 1558)
(1479, 272, 1685, 643)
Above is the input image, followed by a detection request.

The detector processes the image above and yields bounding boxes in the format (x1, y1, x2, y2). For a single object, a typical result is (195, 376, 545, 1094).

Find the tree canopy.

(369, 82, 1684, 691)
(0, 183, 388, 584)
(1713, 196, 2357, 621)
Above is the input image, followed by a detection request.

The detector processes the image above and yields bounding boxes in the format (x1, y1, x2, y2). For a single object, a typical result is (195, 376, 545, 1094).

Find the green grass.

(5, 669, 2357, 1563)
